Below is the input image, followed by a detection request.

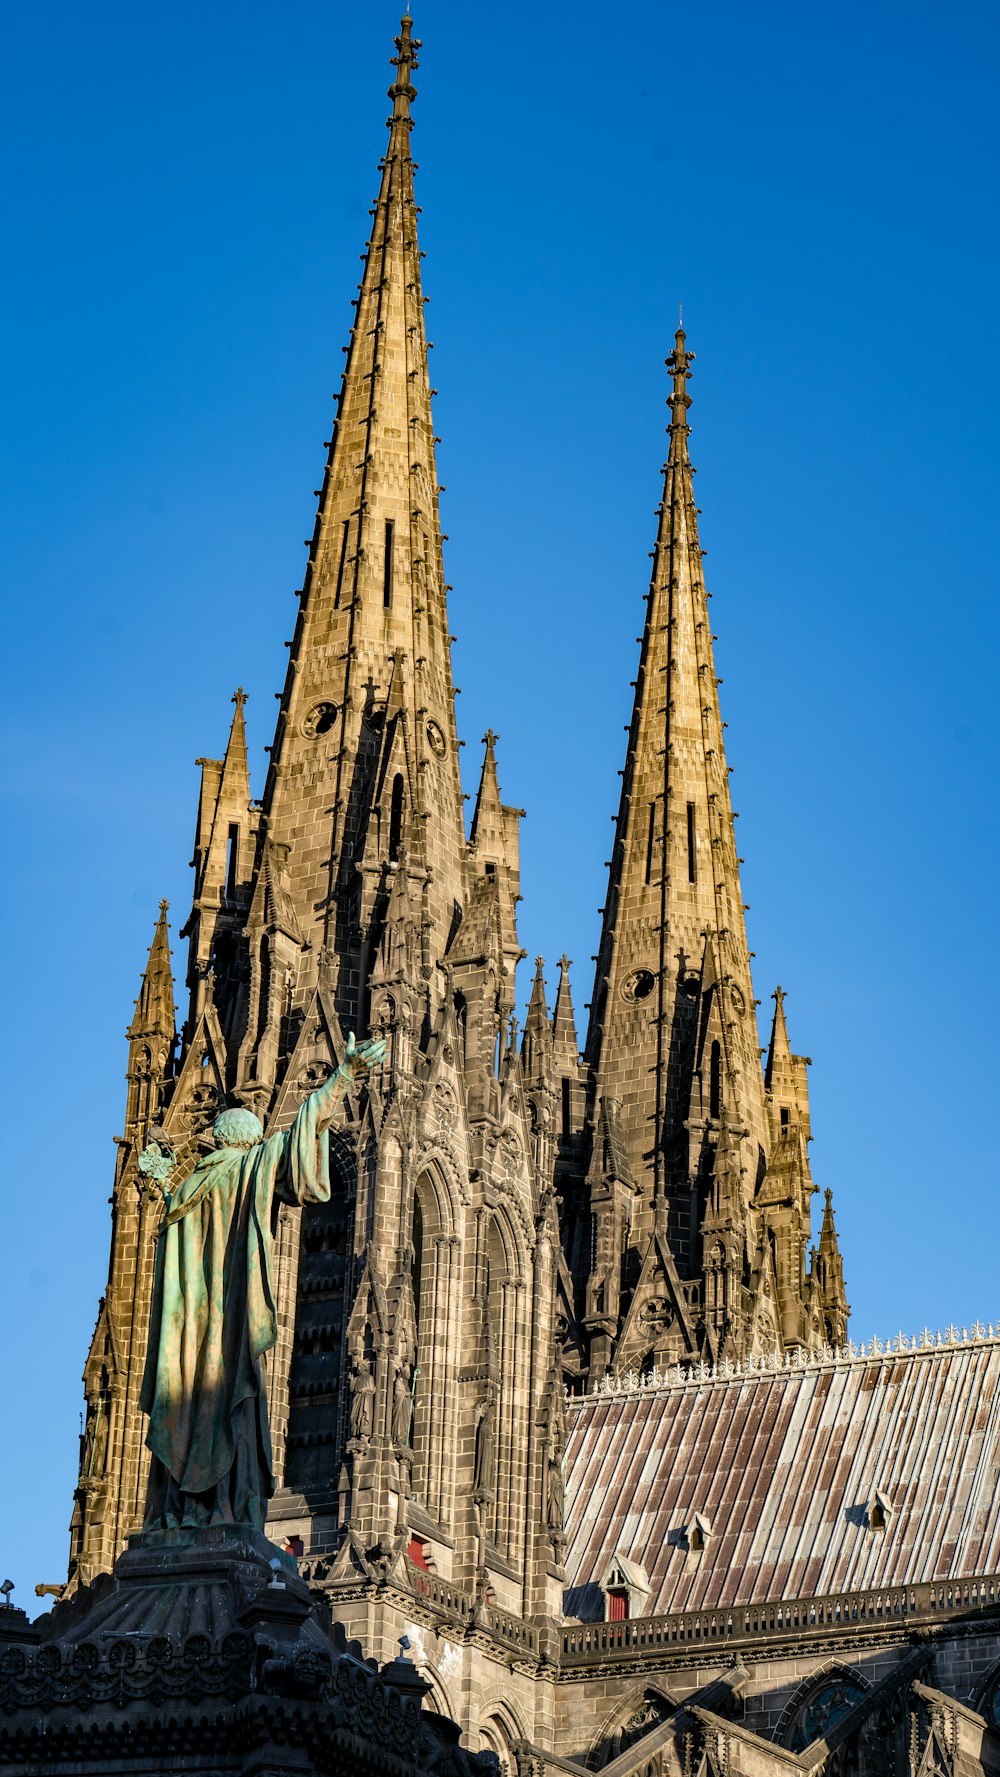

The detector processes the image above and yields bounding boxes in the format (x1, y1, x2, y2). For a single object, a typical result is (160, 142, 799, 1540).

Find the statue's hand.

(341, 1032, 388, 1078)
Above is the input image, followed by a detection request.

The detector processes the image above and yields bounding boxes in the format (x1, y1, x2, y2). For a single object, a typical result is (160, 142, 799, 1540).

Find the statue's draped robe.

(140, 1077, 340, 1530)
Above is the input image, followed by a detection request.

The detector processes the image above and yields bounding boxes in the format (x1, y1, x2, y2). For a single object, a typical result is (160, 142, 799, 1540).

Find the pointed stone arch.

(478, 1203, 530, 1567)
(477, 1696, 529, 1776)
(588, 1683, 679, 1770)
(775, 1660, 869, 1752)
(276, 1126, 358, 1495)
(409, 1162, 460, 1526)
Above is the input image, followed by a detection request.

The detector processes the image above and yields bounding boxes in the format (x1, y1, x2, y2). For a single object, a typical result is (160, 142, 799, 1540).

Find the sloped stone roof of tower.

(562, 1334, 1000, 1616)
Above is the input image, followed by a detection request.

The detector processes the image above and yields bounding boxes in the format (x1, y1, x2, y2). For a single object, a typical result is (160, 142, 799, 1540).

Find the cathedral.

(15, 17, 1000, 1777)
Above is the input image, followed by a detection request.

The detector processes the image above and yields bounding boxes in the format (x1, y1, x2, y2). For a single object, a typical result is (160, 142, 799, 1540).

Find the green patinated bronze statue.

(136, 1033, 385, 1534)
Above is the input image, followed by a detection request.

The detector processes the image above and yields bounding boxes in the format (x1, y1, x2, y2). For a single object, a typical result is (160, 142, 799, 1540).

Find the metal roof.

(563, 1336, 1000, 1616)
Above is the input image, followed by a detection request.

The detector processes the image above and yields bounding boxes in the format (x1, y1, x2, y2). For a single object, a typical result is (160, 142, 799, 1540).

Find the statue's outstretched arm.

(309, 1031, 387, 1131)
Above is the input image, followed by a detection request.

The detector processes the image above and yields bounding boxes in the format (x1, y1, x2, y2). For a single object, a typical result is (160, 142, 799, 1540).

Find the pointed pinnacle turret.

(221, 687, 249, 787)
(552, 954, 580, 1071)
(522, 956, 553, 1087)
(128, 902, 175, 1043)
(765, 986, 812, 1143)
(764, 986, 792, 1089)
(470, 730, 502, 850)
(814, 1187, 849, 1341)
(260, 13, 467, 1019)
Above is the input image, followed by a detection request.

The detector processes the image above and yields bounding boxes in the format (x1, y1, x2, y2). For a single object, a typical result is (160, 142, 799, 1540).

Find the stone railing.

(561, 1575, 1000, 1664)
(408, 1567, 473, 1622)
(486, 1602, 539, 1656)
(576, 1323, 1000, 1405)
(408, 1567, 539, 1656)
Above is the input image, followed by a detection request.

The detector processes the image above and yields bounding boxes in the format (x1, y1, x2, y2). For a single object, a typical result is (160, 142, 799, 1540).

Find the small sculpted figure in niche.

(392, 1361, 414, 1448)
(473, 1390, 497, 1499)
(350, 1356, 376, 1444)
(138, 1033, 385, 1533)
(546, 1445, 565, 1533)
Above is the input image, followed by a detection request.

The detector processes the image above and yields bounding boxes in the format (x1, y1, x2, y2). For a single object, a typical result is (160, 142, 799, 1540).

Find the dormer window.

(685, 1511, 712, 1553)
(867, 1487, 893, 1532)
(600, 1552, 649, 1621)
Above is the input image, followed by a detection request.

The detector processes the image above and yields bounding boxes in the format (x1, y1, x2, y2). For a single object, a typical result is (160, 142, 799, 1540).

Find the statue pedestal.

(0, 1522, 494, 1777)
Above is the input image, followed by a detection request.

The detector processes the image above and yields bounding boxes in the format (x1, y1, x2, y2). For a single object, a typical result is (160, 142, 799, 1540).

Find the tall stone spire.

(260, 14, 467, 1025)
(580, 331, 769, 1370)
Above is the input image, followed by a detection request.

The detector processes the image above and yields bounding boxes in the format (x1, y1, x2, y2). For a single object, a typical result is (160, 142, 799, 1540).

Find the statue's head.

(213, 1106, 264, 1150)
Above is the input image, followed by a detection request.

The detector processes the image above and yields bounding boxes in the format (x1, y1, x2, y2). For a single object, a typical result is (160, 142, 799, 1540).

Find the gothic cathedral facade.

(66, 21, 1000, 1777)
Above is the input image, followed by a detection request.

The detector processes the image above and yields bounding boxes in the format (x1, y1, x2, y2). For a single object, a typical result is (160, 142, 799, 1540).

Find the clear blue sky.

(2, 1, 998, 1606)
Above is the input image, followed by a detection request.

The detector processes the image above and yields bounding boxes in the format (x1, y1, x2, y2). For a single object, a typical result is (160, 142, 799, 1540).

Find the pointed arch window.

(256, 936, 272, 1047)
(225, 823, 240, 900)
(383, 519, 395, 608)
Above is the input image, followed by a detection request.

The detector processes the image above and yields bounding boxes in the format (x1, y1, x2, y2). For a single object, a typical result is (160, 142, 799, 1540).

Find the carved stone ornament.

(499, 1129, 522, 1178)
(433, 1081, 457, 1134)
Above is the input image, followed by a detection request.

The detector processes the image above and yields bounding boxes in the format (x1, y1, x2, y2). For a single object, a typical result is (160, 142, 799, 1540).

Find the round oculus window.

(301, 701, 339, 738)
(621, 969, 656, 1003)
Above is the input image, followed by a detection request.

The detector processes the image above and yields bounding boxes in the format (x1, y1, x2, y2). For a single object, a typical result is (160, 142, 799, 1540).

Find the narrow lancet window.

(383, 518, 395, 608)
(709, 1039, 722, 1118)
(645, 802, 656, 886)
(686, 802, 697, 884)
(388, 772, 404, 861)
(225, 823, 239, 900)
